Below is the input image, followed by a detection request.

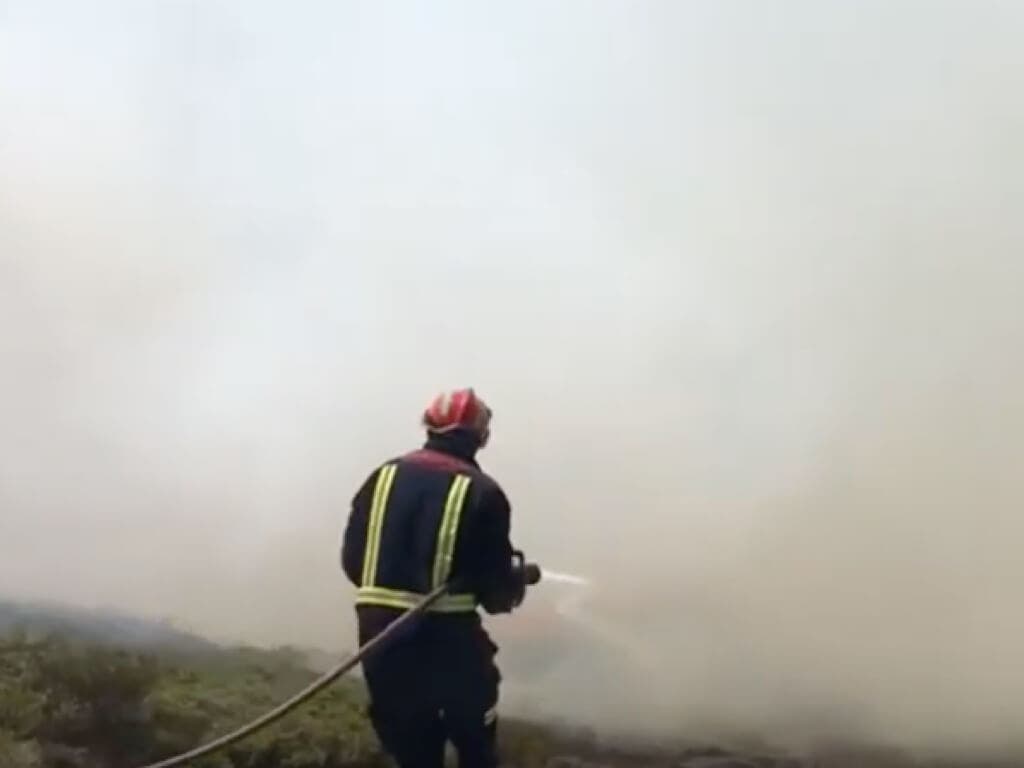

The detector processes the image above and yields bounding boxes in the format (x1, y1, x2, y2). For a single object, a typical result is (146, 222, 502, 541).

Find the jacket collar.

(419, 430, 482, 468)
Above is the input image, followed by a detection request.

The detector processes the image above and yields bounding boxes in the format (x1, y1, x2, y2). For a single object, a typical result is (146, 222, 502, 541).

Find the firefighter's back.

(344, 447, 503, 766)
(340, 389, 514, 768)
(345, 447, 498, 620)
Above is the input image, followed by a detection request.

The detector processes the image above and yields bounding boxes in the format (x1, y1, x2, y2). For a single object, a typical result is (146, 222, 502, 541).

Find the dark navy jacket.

(341, 432, 523, 639)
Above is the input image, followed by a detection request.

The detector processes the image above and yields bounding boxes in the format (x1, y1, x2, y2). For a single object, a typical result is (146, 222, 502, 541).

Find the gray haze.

(2, 0, 1023, 758)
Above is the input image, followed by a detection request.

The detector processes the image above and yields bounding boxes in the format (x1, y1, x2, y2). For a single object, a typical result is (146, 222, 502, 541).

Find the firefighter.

(341, 388, 535, 768)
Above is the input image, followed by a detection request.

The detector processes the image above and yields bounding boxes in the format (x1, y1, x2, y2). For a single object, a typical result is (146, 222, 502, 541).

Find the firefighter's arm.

(473, 484, 527, 615)
(340, 472, 374, 586)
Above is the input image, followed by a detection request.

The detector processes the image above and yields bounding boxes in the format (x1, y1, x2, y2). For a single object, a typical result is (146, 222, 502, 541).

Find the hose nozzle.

(511, 550, 542, 587)
(524, 563, 542, 585)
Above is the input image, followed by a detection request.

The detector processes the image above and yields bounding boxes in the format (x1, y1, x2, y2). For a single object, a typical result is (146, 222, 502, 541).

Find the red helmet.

(422, 388, 493, 445)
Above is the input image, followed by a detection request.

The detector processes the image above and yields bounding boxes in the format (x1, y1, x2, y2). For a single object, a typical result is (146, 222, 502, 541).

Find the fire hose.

(138, 554, 542, 768)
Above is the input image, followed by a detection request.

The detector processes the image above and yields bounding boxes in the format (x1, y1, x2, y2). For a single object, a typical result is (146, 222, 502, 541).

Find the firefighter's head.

(422, 388, 493, 449)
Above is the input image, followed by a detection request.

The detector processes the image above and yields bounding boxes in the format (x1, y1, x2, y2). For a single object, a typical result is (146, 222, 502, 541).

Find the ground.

(0, 600, 1018, 768)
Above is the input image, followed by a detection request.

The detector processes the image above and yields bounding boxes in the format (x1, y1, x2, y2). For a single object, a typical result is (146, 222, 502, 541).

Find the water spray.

(536, 567, 594, 626)
(539, 565, 666, 683)
(541, 568, 592, 587)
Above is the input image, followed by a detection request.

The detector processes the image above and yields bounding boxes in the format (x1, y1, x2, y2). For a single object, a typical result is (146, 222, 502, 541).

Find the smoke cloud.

(3, 0, 1023, 759)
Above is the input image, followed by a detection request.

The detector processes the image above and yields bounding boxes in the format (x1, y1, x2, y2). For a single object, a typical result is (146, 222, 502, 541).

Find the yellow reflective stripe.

(361, 464, 397, 586)
(356, 586, 477, 613)
(432, 474, 471, 589)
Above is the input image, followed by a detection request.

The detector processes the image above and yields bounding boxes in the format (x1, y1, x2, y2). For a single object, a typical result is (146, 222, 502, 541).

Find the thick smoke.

(2, 0, 1023, 759)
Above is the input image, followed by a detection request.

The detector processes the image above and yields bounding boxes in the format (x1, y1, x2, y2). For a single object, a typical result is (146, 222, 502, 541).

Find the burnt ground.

(499, 720, 1024, 768)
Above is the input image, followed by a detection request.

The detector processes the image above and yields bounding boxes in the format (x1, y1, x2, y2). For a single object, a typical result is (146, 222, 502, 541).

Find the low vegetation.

(0, 602, 1007, 768)
(0, 626, 776, 768)
(0, 627, 381, 768)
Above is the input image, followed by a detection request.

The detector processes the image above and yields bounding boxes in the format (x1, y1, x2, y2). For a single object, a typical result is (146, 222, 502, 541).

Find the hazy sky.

(2, 0, 1024, 757)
